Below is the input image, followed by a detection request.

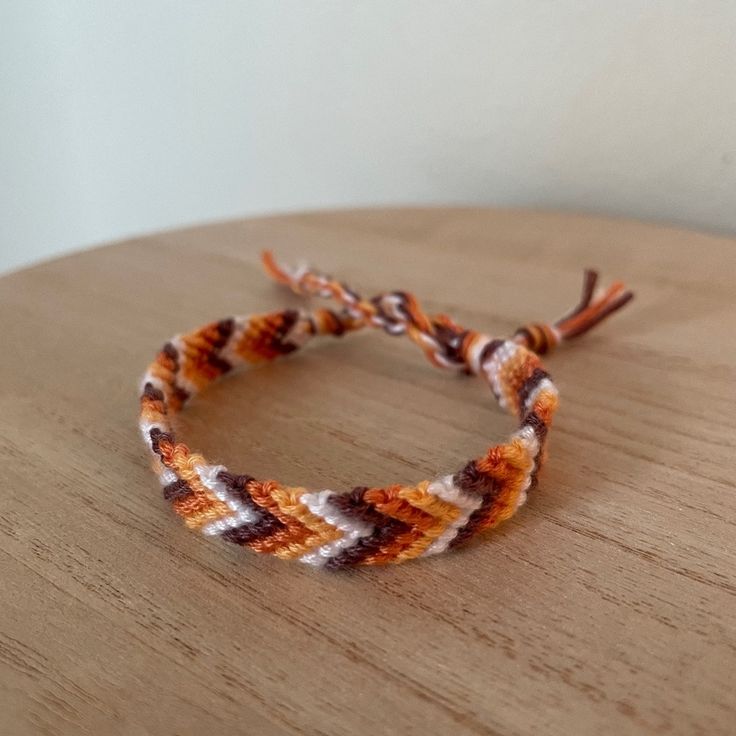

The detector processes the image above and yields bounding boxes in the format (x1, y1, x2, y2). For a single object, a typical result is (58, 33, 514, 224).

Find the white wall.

(2, 2, 735, 274)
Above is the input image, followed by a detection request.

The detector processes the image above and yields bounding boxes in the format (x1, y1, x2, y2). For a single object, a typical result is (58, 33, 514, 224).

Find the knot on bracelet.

(513, 269, 633, 355)
(263, 252, 633, 368)
(368, 291, 472, 370)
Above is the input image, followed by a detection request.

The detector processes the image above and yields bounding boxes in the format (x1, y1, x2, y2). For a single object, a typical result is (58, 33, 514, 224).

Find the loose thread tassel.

(514, 269, 634, 354)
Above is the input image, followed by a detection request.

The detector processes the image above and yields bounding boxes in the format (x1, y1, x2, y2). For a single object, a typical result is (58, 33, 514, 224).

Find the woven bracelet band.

(138, 252, 633, 568)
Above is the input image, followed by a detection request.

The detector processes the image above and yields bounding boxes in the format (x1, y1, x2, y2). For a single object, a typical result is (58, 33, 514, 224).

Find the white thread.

(299, 490, 374, 566)
(169, 336, 201, 398)
(466, 335, 493, 375)
(524, 378, 558, 413)
(423, 475, 484, 556)
(512, 424, 540, 458)
(483, 340, 519, 409)
(139, 420, 169, 446)
(219, 316, 247, 368)
(195, 464, 260, 535)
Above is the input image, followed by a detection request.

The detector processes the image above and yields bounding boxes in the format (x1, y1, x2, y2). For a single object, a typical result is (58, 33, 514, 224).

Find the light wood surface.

(1, 208, 735, 736)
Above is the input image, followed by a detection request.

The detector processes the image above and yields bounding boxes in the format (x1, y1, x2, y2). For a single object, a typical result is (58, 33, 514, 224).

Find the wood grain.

(1, 208, 734, 735)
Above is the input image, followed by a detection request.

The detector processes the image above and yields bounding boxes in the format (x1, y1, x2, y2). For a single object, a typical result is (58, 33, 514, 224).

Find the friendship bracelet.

(138, 253, 633, 568)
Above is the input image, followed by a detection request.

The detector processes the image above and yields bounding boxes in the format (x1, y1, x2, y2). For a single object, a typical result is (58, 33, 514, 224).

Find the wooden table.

(1, 208, 734, 735)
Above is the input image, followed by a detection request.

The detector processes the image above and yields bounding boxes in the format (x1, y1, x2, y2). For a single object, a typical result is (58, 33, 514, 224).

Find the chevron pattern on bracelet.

(138, 252, 632, 568)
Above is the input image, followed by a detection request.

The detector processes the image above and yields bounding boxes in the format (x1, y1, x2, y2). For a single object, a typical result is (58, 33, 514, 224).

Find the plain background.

(2, 1, 735, 275)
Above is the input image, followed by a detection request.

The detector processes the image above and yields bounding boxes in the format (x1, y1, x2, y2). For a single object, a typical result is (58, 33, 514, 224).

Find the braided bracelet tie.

(139, 253, 633, 568)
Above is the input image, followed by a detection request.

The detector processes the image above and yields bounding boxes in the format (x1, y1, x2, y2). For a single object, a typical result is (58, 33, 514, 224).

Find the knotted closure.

(513, 269, 633, 355)
(513, 322, 560, 355)
(263, 252, 633, 367)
